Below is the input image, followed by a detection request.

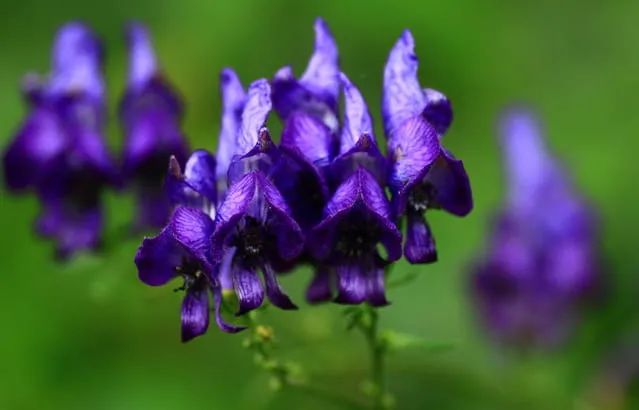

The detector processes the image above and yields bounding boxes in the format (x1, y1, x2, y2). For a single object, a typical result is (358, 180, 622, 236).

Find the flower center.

(232, 216, 269, 265)
(408, 182, 438, 212)
(174, 257, 205, 292)
(335, 213, 380, 257)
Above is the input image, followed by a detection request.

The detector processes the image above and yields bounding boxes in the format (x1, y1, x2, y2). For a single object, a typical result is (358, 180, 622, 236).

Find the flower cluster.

(471, 109, 600, 348)
(2, 22, 189, 257)
(134, 19, 473, 341)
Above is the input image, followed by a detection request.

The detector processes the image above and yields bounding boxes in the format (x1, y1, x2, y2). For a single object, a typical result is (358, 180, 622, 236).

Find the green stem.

(358, 305, 392, 409)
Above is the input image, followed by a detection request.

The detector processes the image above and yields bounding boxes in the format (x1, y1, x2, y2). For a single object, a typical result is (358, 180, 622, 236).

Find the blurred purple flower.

(120, 23, 189, 230)
(472, 109, 600, 348)
(3, 22, 118, 259)
(382, 30, 472, 264)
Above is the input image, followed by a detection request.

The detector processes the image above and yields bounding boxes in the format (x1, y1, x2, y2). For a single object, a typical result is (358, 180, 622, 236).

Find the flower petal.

(232, 265, 264, 315)
(182, 150, 217, 204)
(388, 115, 441, 213)
(334, 261, 367, 305)
(306, 266, 333, 303)
(211, 172, 257, 262)
(339, 72, 374, 154)
(367, 259, 390, 307)
(3, 106, 66, 191)
(426, 150, 473, 217)
(216, 68, 246, 192)
(212, 285, 246, 333)
(299, 18, 340, 112)
(382, 30, 425, 136)
(281, 110, 333, 166)
(237, 79, 271, 156)
(169, 206, 215, 268)
(125, 22, 157, 90)
(271, 18, 339, 128)
(48, 22, 104, 100)
(263, 263, 298, 310)
(257, 173, 304, 261)
(422, 88, 453, 136)
(404, 210, 437, 263)
(181, 285, 210, 342)
(135, 226, 181, 286)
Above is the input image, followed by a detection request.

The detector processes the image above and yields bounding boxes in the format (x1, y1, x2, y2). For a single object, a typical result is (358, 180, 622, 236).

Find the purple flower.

(382, 30, 472, 264)
(3, 22, 118, 258)
(270, 18, 340, 231)
(212, 79, 304, 314)
(136, 149, 244, 340)
(120, 23, 189, 230)
(307, 74, 401, 305)
(472, 109, 600, 348)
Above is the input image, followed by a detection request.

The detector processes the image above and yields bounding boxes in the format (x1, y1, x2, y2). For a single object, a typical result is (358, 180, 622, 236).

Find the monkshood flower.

(472, 109, 599, 348)
(382, 30, 472, 264)
(270, 18, 339, 231)
(136, 149, 245, 340)
(307, 73, 401, 305)
(212, 79, 304, 314)
(3, 22, 118, 259)
(120, 23, 188, 230)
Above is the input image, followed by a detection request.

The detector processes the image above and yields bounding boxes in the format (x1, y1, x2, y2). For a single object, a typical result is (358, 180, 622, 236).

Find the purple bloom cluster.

(3, 22, 189, 257)
(133, 19, 473, 341)
(471, 109, 600, 348)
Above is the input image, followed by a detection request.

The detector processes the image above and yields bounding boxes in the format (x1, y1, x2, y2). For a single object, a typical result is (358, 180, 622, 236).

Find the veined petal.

(257, 173, 304, 261)
(388, 115, 441, 212)
(216, 68, 246, 190)
(299, 18, 340, 112)
(232, 265, 264, 315)
(181, 285, 210, 342)
(423, 88, 453, 136)
(334, 261, 367, 305)
(169, 206, 215, 268)
(3, 106, 66, 191)
(182, 150, 217, 204)
(135, 226, 181, 286)
(339, 72, 374, 154)
(211, 172, 257, 262)
(405, 210, 437, 263)
(382, 29, 425, 136)
(281, 111, 333, 166)
(48, 22, 104, 100)
(237, 79, 271, 156)
(367, 260, 389, 307)
(125, 22, 157, 90)
(263, 263, 297, 310)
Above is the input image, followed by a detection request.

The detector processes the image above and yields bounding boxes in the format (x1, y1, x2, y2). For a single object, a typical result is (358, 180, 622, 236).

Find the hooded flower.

(270, 18, 340, 231)
(136, 148, 248, 340)
(306, 73, 401, 305)
(382, 30, 472, 264)
(120, 22, 189, 230)
(211, 78, 304, 314)
(3, 22, 118, 258)
(471, 109, 599, 348)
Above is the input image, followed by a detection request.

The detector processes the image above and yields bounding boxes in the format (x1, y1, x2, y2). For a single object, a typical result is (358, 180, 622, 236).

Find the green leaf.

(380, 330, 454, 354)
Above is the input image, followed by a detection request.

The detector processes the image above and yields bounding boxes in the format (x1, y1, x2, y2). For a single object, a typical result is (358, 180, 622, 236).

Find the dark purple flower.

(120, 23, 189, 230)
(382, 30, 472, 264)
(135, 206, 244, 341)
(472, 109, 600, 348)
(211, 78, 304, 313)
(270, 19, 340, 231)
(308, 168, 402, 306)
(165, 149, 217, 214)
(3, 22, 118, 258)
(211, 171, 303, 314)
(306, 73, 401, 305)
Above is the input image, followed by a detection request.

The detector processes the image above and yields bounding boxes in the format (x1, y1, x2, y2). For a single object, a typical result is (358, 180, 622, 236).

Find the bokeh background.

(1, 1, 637, 409)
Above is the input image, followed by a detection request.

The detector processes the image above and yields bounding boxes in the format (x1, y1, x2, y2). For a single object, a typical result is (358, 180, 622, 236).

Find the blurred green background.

(1, 0, 638, 409)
